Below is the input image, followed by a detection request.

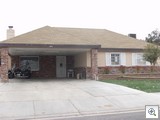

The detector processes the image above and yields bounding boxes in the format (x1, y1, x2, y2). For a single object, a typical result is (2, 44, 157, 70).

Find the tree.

(146, 29, 160, 45)
(143, 44, 160, 66)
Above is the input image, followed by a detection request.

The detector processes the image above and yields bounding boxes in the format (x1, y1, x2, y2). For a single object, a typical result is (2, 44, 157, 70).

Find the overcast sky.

(0, 0, 160, 41)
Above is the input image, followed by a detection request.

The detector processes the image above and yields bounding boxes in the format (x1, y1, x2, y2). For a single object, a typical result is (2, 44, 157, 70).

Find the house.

(0, 26, 150, 82)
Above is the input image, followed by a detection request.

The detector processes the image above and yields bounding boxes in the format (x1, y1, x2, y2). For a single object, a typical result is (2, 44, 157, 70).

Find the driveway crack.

(68, 99, 82, 115)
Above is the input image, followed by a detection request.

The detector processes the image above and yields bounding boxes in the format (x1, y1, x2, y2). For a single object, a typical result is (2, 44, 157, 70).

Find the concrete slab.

(0, 101, 34, 118)
(0, 79, 160, 119)
(70, 97, 118, 114)
(34, 100, 79, 116)
(105, 94, 147, 109)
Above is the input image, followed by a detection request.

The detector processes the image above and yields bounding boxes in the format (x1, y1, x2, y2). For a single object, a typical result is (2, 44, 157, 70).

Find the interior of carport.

(8, 47, 91, 79)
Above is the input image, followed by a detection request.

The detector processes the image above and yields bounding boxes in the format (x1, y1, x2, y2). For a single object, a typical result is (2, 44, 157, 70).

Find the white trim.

(110, 52, 121, 66)
(121, 53, 126, 65)
(105, 53, 111, 66)
(132, 53, 136, 66)
(106, 52, 126, 66)
(132, 53, 150, 66)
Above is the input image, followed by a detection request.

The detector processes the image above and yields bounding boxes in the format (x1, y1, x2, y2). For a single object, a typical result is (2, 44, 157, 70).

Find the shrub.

(136, 66, 141, 73)
(119, 65, 125, 74)
(104, 67, 110, 74)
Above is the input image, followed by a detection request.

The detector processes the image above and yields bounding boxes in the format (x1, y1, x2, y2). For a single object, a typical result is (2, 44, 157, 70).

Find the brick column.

(1, 48, 9, 82)
(91, 49, 98, 80)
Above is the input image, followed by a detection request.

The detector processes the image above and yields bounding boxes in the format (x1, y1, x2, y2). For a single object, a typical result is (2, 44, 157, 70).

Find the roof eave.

(0, 43, 101, 49)
(98, 48, 144, 52)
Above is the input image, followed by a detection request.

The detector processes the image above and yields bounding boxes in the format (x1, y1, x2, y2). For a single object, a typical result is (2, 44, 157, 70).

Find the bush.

(119, 65, 125, 74)
(104, 67, 110, 74)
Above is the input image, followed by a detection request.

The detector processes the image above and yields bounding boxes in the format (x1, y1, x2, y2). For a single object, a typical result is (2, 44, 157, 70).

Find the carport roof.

(0, 26, 149, 49)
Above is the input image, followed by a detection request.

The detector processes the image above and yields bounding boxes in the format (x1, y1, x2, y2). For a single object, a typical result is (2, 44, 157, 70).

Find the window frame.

(136, 53, 146, 65)
(132, 53, 148, 66)
(106, 52, 126, 66)
(19, 56, 39, 71)
(110, 53, 121, 66)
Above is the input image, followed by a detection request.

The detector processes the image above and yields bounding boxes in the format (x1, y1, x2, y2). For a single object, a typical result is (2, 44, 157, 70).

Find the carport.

(0, 44, 99, 82)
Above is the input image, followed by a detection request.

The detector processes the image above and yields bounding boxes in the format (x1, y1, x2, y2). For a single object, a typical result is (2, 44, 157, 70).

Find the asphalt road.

(52, 111, 160, 120)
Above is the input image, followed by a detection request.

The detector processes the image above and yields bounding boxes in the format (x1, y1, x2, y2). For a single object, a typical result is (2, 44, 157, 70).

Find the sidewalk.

(0, 79, 160, 120)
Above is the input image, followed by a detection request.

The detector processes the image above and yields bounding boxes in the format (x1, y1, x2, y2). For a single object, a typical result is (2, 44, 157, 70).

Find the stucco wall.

(98, 52, 106, 67)
(74, 51, 91, 67)
(126, 52, 132, 66)
(86, 51, 91, 67)
(8, 55, 12, 69)
(97, 52, 134, 66)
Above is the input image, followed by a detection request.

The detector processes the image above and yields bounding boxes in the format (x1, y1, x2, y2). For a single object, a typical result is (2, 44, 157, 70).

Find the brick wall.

(0, 48, 9, 82)
(98, 66, 160, 74)
(11, 55, 74, 78)
(74, 67, 87, 79)
(11, 56, 20, 67)
(37, 56, 56, 78)
(73, 67, 92, 79)
(98, 66, 160, 80)
(98, 73, 160, 80)
(11, 56, 56, 78)
(91, 49, 98, 79)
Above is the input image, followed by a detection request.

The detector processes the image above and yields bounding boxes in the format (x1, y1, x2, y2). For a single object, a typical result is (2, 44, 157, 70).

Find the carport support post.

(91, 49, 98, 80)
(0, 48, 9, 82)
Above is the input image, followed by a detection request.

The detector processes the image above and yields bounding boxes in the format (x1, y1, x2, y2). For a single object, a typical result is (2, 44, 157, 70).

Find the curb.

(0, 108, 145, 120)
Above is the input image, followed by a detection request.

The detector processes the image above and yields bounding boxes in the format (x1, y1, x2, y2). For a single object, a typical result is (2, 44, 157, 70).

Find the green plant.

(119, 65, 125, 74)
(104, 67, 110, 74)
(143, 44, 160, 66)
(101, 79, 160, 93)
(150, 66, 155, 73)
(136, 66, 141, 73)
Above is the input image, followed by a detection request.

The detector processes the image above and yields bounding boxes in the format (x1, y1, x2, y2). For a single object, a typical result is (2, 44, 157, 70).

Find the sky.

(0, 0, 160, 41)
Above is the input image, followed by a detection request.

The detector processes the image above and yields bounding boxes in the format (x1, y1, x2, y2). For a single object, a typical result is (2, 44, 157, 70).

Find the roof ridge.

(52, 26, 106, 30)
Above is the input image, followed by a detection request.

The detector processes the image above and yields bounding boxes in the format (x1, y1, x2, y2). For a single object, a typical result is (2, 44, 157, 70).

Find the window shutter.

(106, 53, 111, 66)
(120, 53, 126, 65)
(132, 53, 137, 66)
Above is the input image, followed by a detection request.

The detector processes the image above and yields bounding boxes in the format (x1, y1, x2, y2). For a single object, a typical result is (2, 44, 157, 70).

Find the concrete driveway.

(0, 79, 160, 120)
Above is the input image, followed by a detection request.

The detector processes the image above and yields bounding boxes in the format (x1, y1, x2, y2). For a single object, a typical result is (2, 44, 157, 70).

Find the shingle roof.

(1, 26, 148, 49)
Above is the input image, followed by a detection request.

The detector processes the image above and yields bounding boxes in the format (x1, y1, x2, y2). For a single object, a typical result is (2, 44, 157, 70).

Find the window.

(136, 53, 146, 65)
(20, 56, 39, 71)
(106, 53, 126, 66)
(132, 53, 148, 66)
(111, 53, 120, 65)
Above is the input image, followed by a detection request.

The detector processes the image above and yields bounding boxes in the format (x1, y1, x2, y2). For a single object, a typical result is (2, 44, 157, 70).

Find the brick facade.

(2, 49, 160, 81)
(10, 55, 75, 78)
(11, 56, 56, 78)
(74, 67, 87, 79)
(98, 73, 160, 80)
(98, 66, 160, 80)
(91, 49, 98, 80)
(0, 48, 9, 82)
(98, 66, 160, 74)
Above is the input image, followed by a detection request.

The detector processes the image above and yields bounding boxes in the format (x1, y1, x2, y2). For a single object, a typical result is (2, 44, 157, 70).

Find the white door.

(56, 56, 66, 78)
